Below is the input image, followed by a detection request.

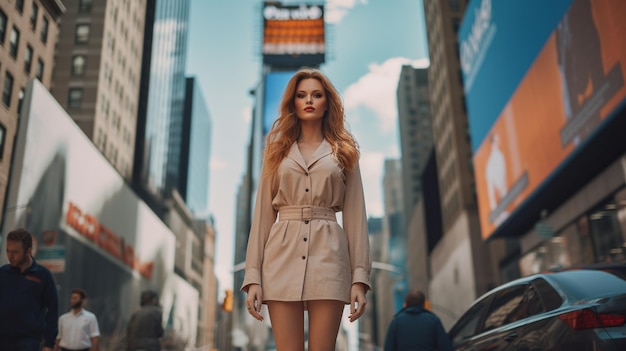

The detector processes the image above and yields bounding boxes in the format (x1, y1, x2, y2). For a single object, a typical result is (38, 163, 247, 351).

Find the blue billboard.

(263, 71, 296, 136)
(459, 0, 572, 151)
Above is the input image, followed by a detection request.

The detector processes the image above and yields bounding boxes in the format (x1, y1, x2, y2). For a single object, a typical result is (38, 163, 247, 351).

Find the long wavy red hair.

(263, 68, 360, 178)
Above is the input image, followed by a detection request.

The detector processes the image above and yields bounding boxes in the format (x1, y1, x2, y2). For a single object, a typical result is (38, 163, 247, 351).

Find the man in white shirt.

(54, 289, 100, 351)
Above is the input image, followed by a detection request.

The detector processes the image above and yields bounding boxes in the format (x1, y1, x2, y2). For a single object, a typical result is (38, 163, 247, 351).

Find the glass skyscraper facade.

(180, 77, 211, 216)
(138, 0, 191, 195)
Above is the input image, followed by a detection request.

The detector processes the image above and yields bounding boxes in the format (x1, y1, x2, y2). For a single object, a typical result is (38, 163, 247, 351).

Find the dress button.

(304, 220, 309, 224)
(303, 238, 307, 242)
(305, 188, 309, 192)
(301, 256, 306, 260)
(305, 172, 309, 176)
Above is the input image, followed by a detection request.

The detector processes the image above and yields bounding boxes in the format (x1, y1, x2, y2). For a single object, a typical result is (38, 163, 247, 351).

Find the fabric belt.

(278, 206, 336, 222)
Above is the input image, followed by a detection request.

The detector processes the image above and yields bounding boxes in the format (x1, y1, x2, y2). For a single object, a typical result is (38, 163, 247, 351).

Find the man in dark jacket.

(384, 289, 452, 351)
(0, 228, 59, 351)
(126, 290, 164, 351)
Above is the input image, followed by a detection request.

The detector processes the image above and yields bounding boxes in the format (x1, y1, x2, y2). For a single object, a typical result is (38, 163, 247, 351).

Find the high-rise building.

(51, 0, 147, 180)
(405, 149, 442, 299)
(397, 65, 442, 312)
(381, 159, 407, 312)
(233, 172, 261, 351)
(359, 217, 387, 351)
(397, 65, 433, 223)
(422, 0, 495, 328)
(163, 190, 217, 348)
(198, 216, 218, 349)
(134, 0, 191, 197)
(0, 0, 64, 226)
(179, 77, 211, 216)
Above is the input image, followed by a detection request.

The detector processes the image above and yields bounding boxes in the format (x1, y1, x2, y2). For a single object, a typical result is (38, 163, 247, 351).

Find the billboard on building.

(262, 2, 325, 67)
(263, 71, 297, 136)
(459, 0, 626, 239)
(1, 80, 198, 345)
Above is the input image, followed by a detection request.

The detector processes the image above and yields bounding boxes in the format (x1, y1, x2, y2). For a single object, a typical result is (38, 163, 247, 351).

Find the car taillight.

(558, 308, 626, 330)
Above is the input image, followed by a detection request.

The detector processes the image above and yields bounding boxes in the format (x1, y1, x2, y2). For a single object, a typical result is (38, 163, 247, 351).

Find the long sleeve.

(341, 162, 372, 290)
(42, 269, 59, 347)
(241, 163, 278, 292)
(435, 318, 453, 351)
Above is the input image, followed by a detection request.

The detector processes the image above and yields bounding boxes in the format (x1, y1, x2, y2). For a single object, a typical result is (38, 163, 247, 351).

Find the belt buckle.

(301, 207, 312, 221)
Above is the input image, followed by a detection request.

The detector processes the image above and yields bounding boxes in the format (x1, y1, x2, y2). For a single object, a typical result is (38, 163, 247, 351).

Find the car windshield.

(548, 270, 626, 302)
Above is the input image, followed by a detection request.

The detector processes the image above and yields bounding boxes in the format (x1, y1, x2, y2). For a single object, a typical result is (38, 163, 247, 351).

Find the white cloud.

(325, 0, 368, 23)
(343, 57, 430, 132)
(359, 151, 385, 217)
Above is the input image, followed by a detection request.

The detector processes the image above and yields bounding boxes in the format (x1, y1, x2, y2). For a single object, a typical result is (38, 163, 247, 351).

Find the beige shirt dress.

(241, 139, 372, 304)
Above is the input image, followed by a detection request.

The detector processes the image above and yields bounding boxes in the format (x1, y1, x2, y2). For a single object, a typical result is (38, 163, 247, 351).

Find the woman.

(241, 68, 371, 351)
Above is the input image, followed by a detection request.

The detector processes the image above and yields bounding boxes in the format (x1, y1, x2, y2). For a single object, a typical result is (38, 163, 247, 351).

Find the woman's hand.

(349, 283, 367, 322)
(245, 284, 264, 321)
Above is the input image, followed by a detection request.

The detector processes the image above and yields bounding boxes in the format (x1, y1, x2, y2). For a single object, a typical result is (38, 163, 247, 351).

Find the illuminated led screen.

(262, 2, 325, 67)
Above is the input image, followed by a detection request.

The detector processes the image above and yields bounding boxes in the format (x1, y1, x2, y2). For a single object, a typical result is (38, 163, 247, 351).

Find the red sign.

(66, 202, 154, 279)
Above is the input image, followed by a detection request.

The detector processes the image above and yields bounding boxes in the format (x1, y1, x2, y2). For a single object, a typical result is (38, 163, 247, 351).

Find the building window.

(103, 64, 110, 85)
(16, 0, 24, 13)
(71, 55, 86, 76)
(2, 72, 14, 108)
(30, 3, 39, 30)
(68, 88, 83, 108)
(24, 45, 33, 73)
(75, 24, 90, 44)
(17, 88, 25, 117)
(41, 17, 49, 43)
(36, 59, 44, 81)
(0, 123, 6, 161)
(0, 10, 6, 44)
(79, 0, 93, 12)
(9, 26, 19, 58)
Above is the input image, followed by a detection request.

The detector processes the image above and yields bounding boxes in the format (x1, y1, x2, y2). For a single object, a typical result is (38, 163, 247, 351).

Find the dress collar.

(287, 139, 332, 170)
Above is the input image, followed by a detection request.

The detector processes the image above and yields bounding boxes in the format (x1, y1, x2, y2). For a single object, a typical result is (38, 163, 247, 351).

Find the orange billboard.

(262, 2, 325, 67)
(474, 0, 626, 239)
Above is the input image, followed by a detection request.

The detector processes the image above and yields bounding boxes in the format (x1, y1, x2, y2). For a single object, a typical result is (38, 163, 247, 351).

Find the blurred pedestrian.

(384, 289, 452, 351)
(126, 290, 163, 351)
(241, 68, 371, 351)
(54, 288, 100, 351)
(0, 228, 59, 351)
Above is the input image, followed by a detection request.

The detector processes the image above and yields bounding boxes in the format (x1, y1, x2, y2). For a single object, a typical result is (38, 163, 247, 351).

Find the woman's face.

(294, 78, 327, 122)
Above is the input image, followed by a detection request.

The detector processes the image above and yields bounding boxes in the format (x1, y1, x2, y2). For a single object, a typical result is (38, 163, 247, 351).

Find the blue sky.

(186, 0, 429, 302)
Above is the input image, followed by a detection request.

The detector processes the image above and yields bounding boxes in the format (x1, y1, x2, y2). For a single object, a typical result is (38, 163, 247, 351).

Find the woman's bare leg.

(307, 300, 345, 351)
(267, 301, 305, 351)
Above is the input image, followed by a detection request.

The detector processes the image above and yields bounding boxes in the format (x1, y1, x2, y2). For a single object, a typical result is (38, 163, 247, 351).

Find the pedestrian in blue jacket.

(0, 228, 59, 351)
(384, 289, 452, 351)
